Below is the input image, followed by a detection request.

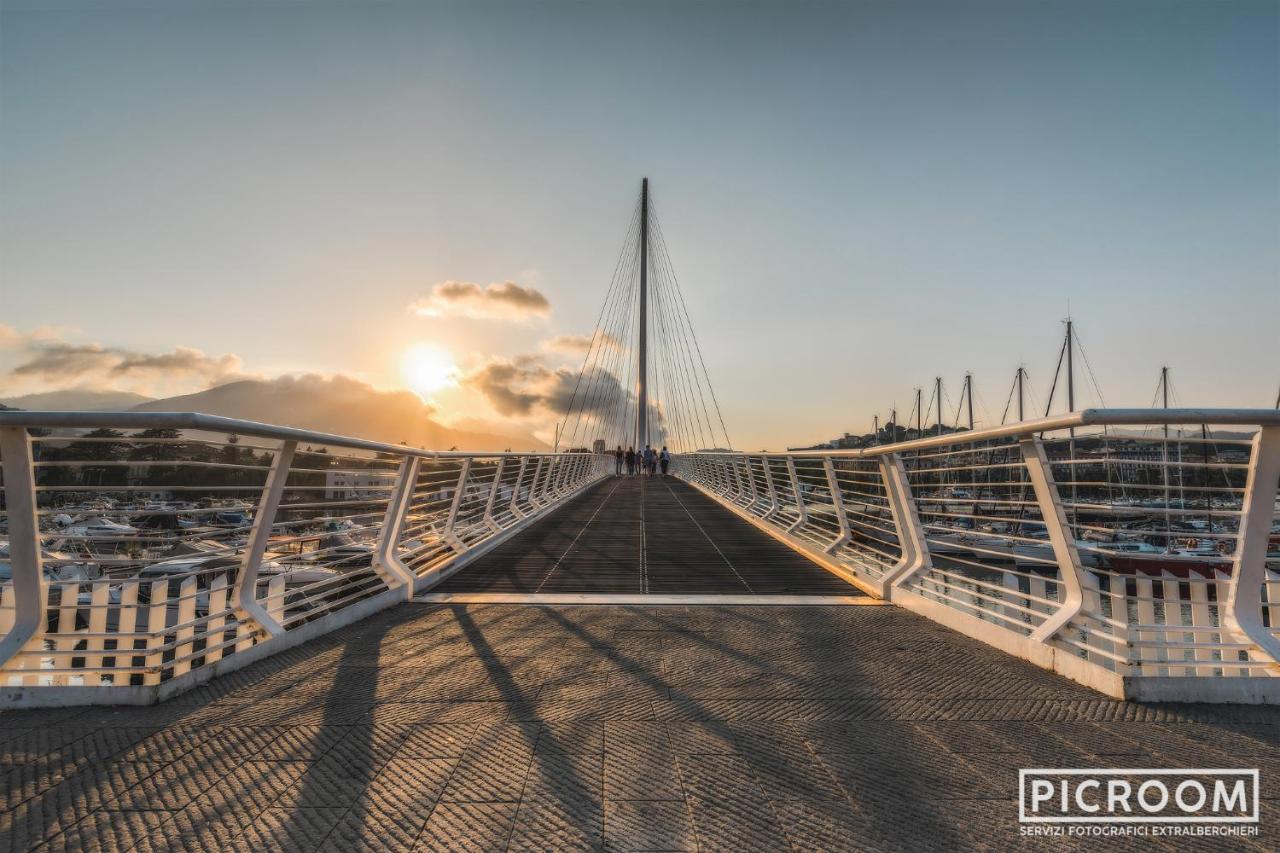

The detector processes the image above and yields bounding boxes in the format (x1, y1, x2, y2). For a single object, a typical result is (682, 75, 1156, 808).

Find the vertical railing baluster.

(172, 575, 197, 678)
(0, 427, 46, 673)
(443, 458, 472, 551)
(878, 452, 931, 599)
(233, 439, 296, 639)
(528, 457, 546, 508)
(483, 458, 506, 532)
(142, 579, 168, 687)
(1018, 436, 1087, 644)
(761, 456, 780, 520)
(205, 575, 229, 667)
(823, 457, 851, 553)
(509, 456, 530, 518)
(785, 457, 807, 533)
(1223, 426, 1280, 665)
(372, 455, 421, 597)
(743, 454, 758, 507)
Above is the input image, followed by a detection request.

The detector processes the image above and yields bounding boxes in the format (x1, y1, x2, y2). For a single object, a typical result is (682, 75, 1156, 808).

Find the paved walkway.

(437, 477, 859, 596)
(3, 603, 1277, 851)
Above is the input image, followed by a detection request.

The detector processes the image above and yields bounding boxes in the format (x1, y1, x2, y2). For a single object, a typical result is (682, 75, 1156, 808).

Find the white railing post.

(761, 456, 780, 520)
(0, 427, 45, 672)
(729, 457, 746, 502)
(1223, 426, 1280, 665)
(785, 457, 807, 533)
(542, 457, 559, 502)
(1018, 436, 1087, 644)
(546, 455, 563, 497)
(822, 457, 852, 553)
(443, 457, 472, 551)
(483, 458, 506, 532)
(742, 454, 759, 505)
(233, 439, 296, 638)
(879, 452, 932, 598)
(509, 456, 530, 519)
(372, 455, 421, 598)
(528, 457, 546, 508)
(718, 458, 733, 495)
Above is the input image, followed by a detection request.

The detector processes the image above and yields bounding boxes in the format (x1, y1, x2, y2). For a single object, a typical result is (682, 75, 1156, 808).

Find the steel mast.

(636, 178, 649, 449)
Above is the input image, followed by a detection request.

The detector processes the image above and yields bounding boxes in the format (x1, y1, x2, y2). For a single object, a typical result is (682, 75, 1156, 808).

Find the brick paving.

(437, 478, 861, 595)
(2, 603, 1278, 851)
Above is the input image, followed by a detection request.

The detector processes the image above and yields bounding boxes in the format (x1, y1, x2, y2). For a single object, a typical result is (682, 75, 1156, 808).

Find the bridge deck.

(436, 477, 860, 596)
(3, 602, 1277, 851)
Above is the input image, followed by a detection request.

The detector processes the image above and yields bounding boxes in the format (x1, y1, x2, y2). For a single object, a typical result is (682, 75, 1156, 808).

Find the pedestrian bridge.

(1, 409, 1278, 849)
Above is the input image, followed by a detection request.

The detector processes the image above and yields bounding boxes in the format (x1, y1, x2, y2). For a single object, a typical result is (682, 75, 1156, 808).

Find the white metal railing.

(0, 411, 608, 703)
(675, 409, 1280, 702)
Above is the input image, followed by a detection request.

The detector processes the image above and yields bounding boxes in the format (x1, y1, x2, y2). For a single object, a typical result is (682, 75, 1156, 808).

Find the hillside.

(123, 376, 547, 451)
(1, 389, 156, 410)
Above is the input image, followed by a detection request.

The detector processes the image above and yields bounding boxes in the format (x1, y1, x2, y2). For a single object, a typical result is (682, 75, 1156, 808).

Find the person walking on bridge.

(643, 445, 656, 476)
(659, 446, 670, 477)
(625, 446, 636, 476)
(614, 446, 624, 476)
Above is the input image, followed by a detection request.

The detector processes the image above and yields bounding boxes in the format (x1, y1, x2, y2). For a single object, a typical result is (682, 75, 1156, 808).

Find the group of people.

(615, 444, 670, 477)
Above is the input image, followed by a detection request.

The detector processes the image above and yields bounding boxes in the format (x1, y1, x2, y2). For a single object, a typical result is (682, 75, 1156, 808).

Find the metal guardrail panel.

(0, 412, 608, 699)
(675, 408, 1280, 699)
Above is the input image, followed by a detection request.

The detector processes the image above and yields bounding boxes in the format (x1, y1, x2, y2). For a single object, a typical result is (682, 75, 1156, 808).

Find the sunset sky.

(2, 0, 1277, 450)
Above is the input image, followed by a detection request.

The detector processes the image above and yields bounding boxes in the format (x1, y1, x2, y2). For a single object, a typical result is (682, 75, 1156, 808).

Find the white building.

(325, 470, 397, 501)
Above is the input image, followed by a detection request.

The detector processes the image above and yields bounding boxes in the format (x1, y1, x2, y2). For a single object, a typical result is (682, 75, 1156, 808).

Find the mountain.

(126, 375, 548, 451)
(1, 389, 156, 411)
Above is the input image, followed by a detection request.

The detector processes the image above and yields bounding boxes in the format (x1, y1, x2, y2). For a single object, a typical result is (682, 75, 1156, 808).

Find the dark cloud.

(410, 280, 551, 321)
(462, 355, 668, 446)
(10, 343, 114, 380)
(6, 336, 244, 387)
(541, 332, 622, 355)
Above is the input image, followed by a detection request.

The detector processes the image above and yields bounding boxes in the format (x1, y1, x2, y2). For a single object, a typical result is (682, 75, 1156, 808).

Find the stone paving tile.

(603, 745, 683, 801)
(440, 741, 534, 803)
(509, 797, 603, 851)
(603, 799, 695, 851)
(3, 602, 1279, 851)
(235, 806, 347, 852)
(685, 795, 792, 851)
(415, 801, 518, 851)
(42, 809, 174, 853)
(398, 724, 478, 759)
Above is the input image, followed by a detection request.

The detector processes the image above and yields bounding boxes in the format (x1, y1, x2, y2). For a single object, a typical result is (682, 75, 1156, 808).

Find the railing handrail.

(0, 410, 576, 459)
(690, 408, 1280, 459)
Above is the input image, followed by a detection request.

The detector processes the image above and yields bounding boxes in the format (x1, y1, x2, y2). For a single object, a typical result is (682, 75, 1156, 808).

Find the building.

(325, 470, 397, 501)
(592, 439, 607, 454)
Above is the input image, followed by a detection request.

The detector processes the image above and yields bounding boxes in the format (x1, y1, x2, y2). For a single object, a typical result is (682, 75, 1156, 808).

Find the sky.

(1, 0, 1277, 450)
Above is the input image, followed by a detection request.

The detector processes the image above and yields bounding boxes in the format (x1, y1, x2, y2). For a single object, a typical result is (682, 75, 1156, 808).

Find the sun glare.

(401, 343, 457, 397)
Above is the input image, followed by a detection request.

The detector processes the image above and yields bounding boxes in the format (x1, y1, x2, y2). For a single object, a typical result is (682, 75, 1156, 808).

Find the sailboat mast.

(965, 372, 974, 430)
(1160, 366, 1171, 551)
(934, 377, 943, 436)
(1065, 319, 1075, 413)
(916, 388, 922, 437)
(636, 178, 649, 449)
(1017, 366, 1025, 422)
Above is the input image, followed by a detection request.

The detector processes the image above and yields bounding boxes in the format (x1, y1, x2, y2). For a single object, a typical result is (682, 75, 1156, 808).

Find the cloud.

(0, 327, 247, 398)
(410, 280, 550, 321)
(110, 346, 242, 378)
(460, 353, 666, 446)
(541, 332, 622, 355)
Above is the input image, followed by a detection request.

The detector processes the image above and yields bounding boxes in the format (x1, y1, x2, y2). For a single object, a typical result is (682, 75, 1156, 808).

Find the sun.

(401, 343, 457, 397)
